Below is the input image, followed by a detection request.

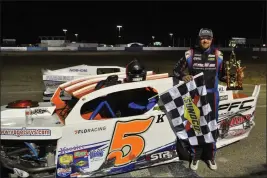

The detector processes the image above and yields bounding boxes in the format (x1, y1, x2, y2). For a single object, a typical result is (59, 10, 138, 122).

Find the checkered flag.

(159, 72, 218, 146)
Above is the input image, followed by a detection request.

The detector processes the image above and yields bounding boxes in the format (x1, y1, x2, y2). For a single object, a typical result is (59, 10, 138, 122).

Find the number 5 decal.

(107, 117, 154, 166)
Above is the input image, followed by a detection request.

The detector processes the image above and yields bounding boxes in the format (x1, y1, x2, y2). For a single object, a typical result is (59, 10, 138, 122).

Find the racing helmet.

(125, 59, 147, 82)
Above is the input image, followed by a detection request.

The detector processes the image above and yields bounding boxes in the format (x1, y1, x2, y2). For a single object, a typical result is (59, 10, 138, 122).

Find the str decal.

(107, 117, 154, 166)
(150, 151, 173, 161)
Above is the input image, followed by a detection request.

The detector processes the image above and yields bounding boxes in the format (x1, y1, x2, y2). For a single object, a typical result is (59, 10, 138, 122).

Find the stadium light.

(116, 25, 122, 38)
(75, 34, 78, 42)
(63, 29, 67, 40)
(169, 33, 174, 47)
(152, 36, 155, 40)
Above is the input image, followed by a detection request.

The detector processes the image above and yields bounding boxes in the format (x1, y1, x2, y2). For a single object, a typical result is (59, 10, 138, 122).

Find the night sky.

(2, 1, 266, 45)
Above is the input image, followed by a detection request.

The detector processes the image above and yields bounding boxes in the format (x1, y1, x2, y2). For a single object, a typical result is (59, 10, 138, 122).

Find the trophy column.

(226, 40, 246, 90)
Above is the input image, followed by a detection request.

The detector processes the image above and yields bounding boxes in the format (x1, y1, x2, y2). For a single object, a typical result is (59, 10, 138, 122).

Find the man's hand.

(182, 75, 193, 83)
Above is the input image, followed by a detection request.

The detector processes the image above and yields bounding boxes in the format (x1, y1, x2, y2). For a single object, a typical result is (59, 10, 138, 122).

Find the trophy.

(225, 40, 246, 90)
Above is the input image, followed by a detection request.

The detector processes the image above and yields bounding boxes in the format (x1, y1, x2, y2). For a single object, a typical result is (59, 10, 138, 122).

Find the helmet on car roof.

(125, 59, 147, 82)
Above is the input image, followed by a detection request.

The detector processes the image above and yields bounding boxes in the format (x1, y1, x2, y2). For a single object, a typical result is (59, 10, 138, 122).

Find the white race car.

(0, 71, 260, 178)
(42, 65, 126, 101)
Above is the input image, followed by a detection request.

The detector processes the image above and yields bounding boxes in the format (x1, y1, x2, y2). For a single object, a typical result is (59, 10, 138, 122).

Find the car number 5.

(107, 117, 154, 166)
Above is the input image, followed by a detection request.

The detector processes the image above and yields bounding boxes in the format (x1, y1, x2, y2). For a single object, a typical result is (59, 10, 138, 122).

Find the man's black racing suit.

(173, 46, 226, 161)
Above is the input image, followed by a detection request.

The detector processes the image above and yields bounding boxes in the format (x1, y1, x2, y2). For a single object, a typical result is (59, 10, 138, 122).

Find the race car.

(0, 71, 260, 178)
(42, 65, 126, 101)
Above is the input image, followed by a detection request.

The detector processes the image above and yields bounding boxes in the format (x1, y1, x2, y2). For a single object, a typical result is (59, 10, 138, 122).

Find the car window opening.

(80, 87, 159, 120)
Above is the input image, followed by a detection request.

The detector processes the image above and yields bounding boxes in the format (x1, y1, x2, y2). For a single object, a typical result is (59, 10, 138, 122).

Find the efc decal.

(107, 117, 154, 166)
(219, 99, 254, 112)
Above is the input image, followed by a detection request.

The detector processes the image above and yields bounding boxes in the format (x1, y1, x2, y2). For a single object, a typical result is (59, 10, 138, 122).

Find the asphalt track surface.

(0, 51, 266, 177)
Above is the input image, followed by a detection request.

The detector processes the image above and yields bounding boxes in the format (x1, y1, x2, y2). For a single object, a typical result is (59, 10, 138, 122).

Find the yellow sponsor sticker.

(59, 154, 73, 165)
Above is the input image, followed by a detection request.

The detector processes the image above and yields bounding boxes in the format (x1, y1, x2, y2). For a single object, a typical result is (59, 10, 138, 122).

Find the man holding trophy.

(173, 28, 245, 170)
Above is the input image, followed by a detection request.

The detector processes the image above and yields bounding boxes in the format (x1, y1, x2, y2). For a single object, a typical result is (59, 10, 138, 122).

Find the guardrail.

(1, 47, 266, 52)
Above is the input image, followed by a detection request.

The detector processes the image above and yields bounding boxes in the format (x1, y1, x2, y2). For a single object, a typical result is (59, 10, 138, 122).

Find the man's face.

(199, 37, 213, 49)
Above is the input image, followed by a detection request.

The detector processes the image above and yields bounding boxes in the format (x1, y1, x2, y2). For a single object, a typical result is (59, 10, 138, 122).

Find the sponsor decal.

(69, 69, 88, 72)
(150, 151, 173, 161)
(74, 158, 89, 169)
(1, 128, 51, 137)
(208, 57, 215, 61)
(219, 99, 254, 112)
(31, 108, 51, 115)
(208, 54, 215, 57)
(194, 54, 201, 57)
(74, 126, 106, 134)
(193, 63, 216, 70)
(183, 96, 201, 133)
(218, 87, 225, 92)
(219, 114, 253, 138)
(59, 154, 73, 166)
(60, 145, 85, 154)
(155, 114, 165, 123)
(57, 167, 72, 177)
(193, 57, 201, 61)
(219, 95, 228, 101)
(45, 81, 62, 87)
(90, 148, 104, 160)
(45, 75, 75, 81)
(74, 150, 88, 159)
